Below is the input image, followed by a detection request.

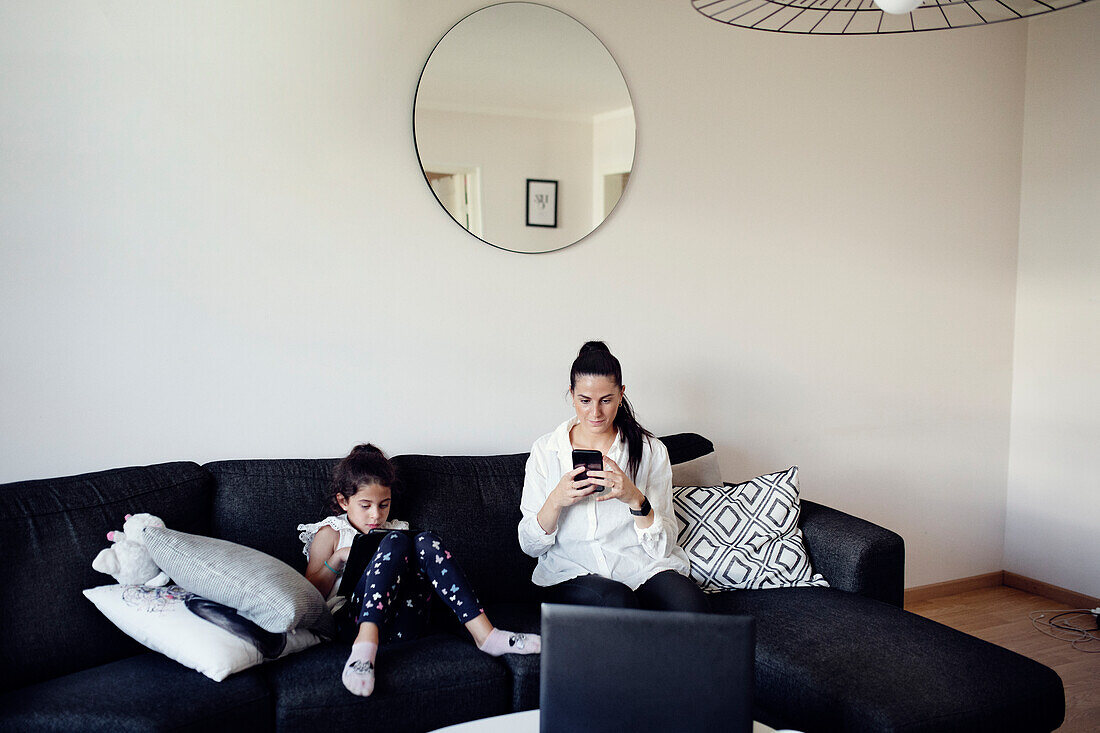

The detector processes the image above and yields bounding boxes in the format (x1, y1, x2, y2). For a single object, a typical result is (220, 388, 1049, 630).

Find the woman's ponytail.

(612, 395, 652, 482)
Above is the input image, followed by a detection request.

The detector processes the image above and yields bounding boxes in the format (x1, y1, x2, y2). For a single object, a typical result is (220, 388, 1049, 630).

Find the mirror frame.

(413, 2, 636, 254)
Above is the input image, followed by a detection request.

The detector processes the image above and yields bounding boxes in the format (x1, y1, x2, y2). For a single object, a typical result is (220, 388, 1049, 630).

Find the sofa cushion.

(0, 651, 272, 733)
(204, 459, 337, 571)
(0, 462, 214, 692)
(391, 435, 723, 606)
(660, 433, 716, 466)
(262, 634, 511, 732)
(392, 453, 538, 605)
(199, 435, 720, 608)
(662, 433, 723, 486)
(710, 587, 1065, 733)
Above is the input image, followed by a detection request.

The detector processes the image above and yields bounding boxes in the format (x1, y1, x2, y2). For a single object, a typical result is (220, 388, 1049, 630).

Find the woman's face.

(571, 374, 624, 436)
(337, 482, 392, 534)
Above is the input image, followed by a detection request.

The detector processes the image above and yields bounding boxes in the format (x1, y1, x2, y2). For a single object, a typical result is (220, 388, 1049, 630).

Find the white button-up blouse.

(518, 417, 691, 591)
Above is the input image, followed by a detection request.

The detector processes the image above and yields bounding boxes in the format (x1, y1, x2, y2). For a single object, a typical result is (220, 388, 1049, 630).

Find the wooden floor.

(907, 585, 1099, 733)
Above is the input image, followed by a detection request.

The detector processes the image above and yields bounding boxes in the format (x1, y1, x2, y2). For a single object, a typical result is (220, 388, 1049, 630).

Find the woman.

(518, 341, 708, 611)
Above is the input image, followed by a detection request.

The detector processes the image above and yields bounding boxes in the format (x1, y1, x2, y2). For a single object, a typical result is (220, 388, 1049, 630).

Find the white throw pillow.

(84, 584, 321, 682)
(672, 466, 829, 592)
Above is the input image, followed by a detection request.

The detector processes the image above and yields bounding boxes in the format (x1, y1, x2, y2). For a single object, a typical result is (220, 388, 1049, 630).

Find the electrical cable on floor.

(1028, 609, 1100, 653)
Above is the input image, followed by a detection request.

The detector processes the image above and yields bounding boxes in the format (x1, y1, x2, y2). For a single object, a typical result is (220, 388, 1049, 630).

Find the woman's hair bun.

(350, 443, 384, 456)
(578, 340, 610, 356)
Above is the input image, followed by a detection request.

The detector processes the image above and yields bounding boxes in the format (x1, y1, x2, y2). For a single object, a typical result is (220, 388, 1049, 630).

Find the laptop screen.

(540, 604, 755, 733)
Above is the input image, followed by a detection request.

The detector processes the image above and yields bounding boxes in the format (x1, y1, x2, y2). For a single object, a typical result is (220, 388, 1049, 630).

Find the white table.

(431, 710, 785, 732)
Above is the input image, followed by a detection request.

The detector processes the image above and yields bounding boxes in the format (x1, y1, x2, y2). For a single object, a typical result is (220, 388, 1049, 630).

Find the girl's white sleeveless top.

(296, 513, 410, 605)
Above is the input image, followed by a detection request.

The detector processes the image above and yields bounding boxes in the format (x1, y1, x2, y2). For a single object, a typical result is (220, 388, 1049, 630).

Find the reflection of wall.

(416, 108, 593, 251)
(1, 1, 1097, 597)
(593, 108, 635, 227)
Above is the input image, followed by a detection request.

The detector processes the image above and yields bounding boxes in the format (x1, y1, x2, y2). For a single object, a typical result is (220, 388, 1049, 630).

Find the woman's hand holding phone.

(537, 466, 598, 535)
(551, 465, 599, 508)
(588, 457, 645, 511)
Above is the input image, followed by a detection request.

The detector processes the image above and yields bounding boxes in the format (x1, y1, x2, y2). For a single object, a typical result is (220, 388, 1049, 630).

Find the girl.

(518, 341, 709, 612)
(299, 443, 539, 697)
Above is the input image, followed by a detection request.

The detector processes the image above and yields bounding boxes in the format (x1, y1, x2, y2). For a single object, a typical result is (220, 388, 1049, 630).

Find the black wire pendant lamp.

(693, 0, 1091, 34)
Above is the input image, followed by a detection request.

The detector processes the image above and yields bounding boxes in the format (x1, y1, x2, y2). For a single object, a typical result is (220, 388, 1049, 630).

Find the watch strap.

(629, 496, 652, 516)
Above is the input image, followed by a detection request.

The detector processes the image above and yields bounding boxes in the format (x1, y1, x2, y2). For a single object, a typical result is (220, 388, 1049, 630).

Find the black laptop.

(540, 604, 755, 733)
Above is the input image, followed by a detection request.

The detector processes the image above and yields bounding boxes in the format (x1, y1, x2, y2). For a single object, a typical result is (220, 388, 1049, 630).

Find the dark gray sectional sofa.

(0, 434, 1065, 732)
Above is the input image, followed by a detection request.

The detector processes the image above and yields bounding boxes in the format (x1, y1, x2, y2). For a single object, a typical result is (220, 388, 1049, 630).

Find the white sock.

(478, 628, 541, 656)
(342, 641, 378, 696)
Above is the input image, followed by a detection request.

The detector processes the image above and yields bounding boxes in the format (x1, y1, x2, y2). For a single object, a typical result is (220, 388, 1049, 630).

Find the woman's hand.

(589, 457, 645, 512)
(537, 466, 597, 534)
(550, 465, 599, 509)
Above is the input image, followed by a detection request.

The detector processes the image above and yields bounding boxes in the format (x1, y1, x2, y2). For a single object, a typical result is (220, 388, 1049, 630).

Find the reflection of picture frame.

(526, 179, 558, 228)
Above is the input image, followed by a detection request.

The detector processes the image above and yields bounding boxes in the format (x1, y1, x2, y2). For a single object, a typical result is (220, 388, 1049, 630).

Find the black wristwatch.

(629, 496, 651, 516)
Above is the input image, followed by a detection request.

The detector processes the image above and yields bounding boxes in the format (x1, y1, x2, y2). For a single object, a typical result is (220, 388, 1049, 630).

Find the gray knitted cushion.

(144, 527, 334, 636)
(663, 433, 724, 487)
(671, 452, 723, 487)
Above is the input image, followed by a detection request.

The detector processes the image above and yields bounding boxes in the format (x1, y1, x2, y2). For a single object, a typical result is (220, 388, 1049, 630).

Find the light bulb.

(874, 0, 922, 13)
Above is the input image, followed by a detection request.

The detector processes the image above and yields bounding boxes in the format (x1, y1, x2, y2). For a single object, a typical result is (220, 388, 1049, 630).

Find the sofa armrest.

(797, 499, 905, 607)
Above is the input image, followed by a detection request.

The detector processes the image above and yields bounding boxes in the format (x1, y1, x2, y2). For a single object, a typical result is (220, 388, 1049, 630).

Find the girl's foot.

(477, 628, 541, 656)
(342, 641, 378, 696)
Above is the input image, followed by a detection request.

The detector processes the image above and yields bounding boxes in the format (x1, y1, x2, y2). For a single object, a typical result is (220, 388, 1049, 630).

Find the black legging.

(350, 530, 484, 643)
(544, 570, 710, 613)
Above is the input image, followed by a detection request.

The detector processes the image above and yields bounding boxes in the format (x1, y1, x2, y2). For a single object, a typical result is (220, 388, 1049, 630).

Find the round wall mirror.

(414, 3, 636, 254)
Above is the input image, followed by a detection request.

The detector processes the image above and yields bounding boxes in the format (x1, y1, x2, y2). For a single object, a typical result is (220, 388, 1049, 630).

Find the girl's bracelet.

(323, 559, 342, 575)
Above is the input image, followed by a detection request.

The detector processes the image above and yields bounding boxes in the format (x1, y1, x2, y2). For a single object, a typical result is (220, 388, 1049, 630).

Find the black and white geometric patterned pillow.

(672, 466, 829, 593)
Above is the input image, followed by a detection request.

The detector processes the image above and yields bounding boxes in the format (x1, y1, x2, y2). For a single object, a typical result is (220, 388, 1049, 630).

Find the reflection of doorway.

(425, 167, 482, 237)
(603, 171, 630, 218)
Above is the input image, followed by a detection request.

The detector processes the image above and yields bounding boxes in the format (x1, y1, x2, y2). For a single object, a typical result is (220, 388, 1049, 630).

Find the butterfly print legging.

(351, 530, 484, 642)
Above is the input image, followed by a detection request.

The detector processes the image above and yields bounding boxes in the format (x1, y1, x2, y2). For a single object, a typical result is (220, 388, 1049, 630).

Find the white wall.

(1005, 4, 1100, 599)
(0, 1, 1034, 588)
(415, 108, 593, 251)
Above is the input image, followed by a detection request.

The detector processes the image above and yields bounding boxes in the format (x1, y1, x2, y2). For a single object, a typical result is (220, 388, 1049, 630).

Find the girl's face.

(337, 482, 392, 534)
(571, 374, 624, 437)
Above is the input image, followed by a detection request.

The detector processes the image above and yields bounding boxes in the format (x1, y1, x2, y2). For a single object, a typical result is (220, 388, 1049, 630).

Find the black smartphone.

(572, 449, 604, 492)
